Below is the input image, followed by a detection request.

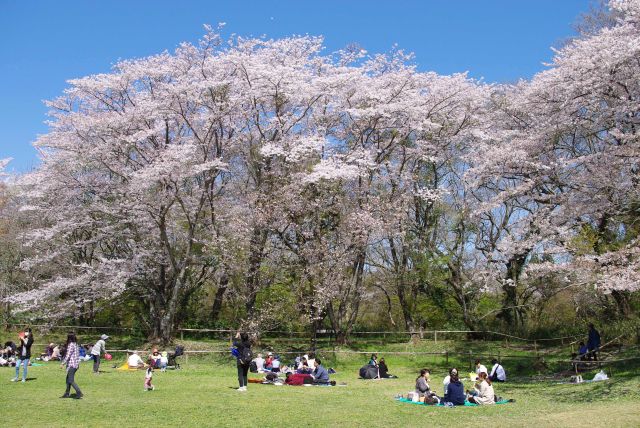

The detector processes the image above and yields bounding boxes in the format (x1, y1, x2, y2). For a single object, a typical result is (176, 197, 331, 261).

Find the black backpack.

(239, 346, 253, 365)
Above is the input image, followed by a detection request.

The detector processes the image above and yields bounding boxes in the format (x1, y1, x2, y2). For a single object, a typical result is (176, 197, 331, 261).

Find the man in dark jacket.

(233, 332, 252, 391)
(443, 368, 466, 405)
(311, 358, 330, 384)
(587, 323, 601, 361)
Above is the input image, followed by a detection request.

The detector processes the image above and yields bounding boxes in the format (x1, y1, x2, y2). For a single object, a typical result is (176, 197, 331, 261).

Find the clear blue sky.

(1, 0, 590, 173)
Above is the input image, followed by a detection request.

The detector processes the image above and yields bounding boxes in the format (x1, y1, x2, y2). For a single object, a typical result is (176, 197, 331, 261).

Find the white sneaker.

(21, 379, 26, 383)
(11, 378, 18, 382)
(237, 386, 247, 392)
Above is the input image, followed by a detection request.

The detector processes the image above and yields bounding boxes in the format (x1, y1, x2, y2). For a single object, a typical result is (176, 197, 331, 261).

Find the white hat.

(267, 352, 273, 356)
(100, 334, 109, 340)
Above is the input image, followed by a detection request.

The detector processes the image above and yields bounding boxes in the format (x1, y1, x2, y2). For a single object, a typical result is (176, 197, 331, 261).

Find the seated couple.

(360, 353, 396, 379)
(284, 358, 334, 386)
(147, 348, 169, 371)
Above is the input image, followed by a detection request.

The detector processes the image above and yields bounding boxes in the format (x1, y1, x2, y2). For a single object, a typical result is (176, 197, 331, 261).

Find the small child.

(144, 366, 154, 391)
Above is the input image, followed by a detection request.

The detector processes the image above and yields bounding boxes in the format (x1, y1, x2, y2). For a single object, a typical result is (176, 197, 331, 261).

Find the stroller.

(167, 345, 184, 370)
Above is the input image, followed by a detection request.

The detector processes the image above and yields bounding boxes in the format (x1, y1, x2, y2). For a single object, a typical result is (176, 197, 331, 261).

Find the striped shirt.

(63, 342, 80, 369)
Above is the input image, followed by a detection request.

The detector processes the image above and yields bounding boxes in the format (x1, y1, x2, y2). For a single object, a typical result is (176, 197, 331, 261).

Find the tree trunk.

(210, 273, 229, 324)
(611, 290, 632, 318)
(245, 227, 268, 316)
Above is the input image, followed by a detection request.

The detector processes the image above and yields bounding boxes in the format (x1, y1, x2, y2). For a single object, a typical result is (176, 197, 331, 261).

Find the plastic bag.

(593, 370, 608, 381)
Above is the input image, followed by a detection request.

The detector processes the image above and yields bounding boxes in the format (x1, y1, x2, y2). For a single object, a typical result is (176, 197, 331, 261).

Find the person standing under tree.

(60, 332, 83, 399)
(12, 327, 34, 382)
(587, 323, 601, 361)
(90, 334, 109, 374)
(233, 332, 252, 392)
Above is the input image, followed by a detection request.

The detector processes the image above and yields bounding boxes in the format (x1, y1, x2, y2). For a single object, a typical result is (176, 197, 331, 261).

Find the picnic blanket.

(116, 363, 141, 371)
(396, 397, 511, 407)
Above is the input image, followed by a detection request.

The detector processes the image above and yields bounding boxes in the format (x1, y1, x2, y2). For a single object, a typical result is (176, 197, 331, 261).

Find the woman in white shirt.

(128, 351, 145, 369)
(489, 358, 506, 382)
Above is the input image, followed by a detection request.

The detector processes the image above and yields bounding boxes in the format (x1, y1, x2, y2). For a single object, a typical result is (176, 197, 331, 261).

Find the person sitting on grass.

(159, 352, 168, 372)
(468, 371, 495, 405)
(415, 368, 431, 397)
(148, 348, 161, 368)
(443, 368, 466, 406)
(128, 351, 146, 369)
(578, 341, 589, 361)
(311, 358, 330, 384)
(475, 359, 488, 376)
(378, 358, 396, 378)
(253, 353, 265, 372)
(369, 353, 378, 367)
(489, 358, 506, 382)
(265, 352, 274, 370)
(271, 355, 281, 373)
(297, 356, 312, 374)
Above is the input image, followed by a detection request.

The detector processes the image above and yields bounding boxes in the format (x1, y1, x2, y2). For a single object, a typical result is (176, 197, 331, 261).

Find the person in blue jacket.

(443, 368, 466, 405)
(311, 358, 330, 384)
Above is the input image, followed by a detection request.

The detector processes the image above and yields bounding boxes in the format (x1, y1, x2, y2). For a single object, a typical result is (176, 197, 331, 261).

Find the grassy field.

(1, 338, 639, 427)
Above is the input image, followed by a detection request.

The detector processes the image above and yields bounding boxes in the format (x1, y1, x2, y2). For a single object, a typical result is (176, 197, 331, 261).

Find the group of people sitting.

(359, 353, 396, 379)
(126, 349, 169, 371)
(403, 358, 509, 406)
(0, 341, 18, 367)
(250, 351, 335, 385)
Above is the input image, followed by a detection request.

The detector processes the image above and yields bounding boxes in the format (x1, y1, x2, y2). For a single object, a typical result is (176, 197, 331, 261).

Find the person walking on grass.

(144, 365, 155, 391)
(12, 327, 34, 383)
(233, 332, 252, 391)
(90, 334, 109, 374)
(60, 332, 83, 399)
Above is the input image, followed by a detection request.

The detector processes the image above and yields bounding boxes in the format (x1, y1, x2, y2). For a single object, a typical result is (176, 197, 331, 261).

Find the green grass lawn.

(1, 340, 639, 427)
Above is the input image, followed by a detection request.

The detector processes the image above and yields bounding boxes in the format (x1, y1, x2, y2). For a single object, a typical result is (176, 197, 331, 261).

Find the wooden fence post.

(434, 331, 437, 344)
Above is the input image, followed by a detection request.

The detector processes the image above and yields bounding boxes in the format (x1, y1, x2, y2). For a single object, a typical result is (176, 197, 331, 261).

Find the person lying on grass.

(467, 371, 495, 405)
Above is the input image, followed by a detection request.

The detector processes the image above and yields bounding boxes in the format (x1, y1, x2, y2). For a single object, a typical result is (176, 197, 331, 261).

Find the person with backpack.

(233, 332, 252, 391)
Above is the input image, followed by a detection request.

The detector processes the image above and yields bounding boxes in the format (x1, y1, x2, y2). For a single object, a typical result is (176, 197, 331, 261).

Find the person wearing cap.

(90, 334, 109, 374)
(148, 348, 161, 368)
(443, 368, 466, 405)
(265, 352, 274, 370)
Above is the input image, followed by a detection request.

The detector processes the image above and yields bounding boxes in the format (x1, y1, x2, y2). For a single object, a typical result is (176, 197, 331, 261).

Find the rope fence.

(5, 323, 584, 345)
